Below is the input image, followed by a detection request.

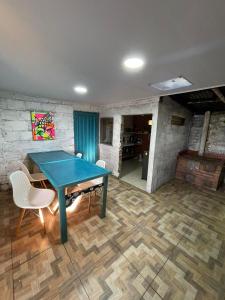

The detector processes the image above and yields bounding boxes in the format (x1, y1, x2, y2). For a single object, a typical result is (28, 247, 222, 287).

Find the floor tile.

(52, 277, 88, 300)
(12, 231, 52, 268)
(0, 237, 12, 275)
(110, 226, 173, 284)
(176, 218, 224, 264)
(0, 270, 13, 300)
(151, 258, 199, 300)
(81, 250, 149, 300)
(65, 219, 119, 276)
(1, 176, 225, 299)
(113, 189, 157, 216)
(142, 286, 162, 300)
(152, 245, 225, 300)
(13, 245, 77, 300)
(138, 204, 196, 247)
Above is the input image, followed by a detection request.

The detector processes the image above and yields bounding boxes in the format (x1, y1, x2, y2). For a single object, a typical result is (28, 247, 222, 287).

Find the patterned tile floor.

(1, 177, 225, 299)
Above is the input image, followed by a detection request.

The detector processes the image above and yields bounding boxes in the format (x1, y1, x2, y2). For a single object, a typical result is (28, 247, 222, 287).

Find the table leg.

(100, 175, 108, 218)
(57, 188, 67, 243)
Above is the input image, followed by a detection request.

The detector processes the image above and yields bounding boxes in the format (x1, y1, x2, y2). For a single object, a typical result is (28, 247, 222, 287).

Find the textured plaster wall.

(99, 97, 160, 193)
(150, 97, 193, 191)
(99, 96, 192, 192)
(0, 91, 97, 190)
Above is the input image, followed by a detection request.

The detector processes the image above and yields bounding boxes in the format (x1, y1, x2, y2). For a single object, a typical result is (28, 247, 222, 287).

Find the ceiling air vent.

(150, 76, 192, 91)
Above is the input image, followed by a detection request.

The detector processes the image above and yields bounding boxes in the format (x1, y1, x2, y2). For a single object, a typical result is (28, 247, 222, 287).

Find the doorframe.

(118, 114, 153, 187)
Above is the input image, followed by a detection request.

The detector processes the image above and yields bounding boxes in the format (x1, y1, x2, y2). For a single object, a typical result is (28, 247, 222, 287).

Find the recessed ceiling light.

(150, 77, 192, 91)
(123, 57, 145, 71)
(74, 85, 88, 94)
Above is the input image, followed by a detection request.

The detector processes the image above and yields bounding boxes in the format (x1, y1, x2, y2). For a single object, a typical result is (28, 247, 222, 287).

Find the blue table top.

(28, 150, 111, 189)
(28, 150, 75, 165)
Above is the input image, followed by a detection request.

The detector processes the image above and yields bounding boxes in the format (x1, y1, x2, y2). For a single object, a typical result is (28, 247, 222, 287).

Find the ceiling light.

(74, 85, 88, 94)
(123, 57, 145, 71)
(150, 77, 192, 91)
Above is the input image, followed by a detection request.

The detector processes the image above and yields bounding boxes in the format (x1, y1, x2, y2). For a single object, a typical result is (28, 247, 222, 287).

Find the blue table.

(28, 150, 111, 243)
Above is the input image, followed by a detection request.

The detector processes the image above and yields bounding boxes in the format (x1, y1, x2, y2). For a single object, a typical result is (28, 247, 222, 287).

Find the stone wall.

(188, 114, 204, 151)
(188, 112, 225, 155)
(99, 97, 160, 193)
(0, 91, 97, 190)
(150, 96, 193, 191)
(205, 112, 225, 155)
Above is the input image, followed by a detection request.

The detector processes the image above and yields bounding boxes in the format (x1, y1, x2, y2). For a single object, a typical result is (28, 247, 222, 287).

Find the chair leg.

(42, 180, 47, 189)
(39, 208, 46, 234)
(88, 193, 91, 213)
(16, 209, 26, 235)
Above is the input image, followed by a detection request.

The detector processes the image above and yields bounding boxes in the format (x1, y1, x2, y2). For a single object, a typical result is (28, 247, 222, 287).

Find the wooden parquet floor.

(1, 177, 225, 299)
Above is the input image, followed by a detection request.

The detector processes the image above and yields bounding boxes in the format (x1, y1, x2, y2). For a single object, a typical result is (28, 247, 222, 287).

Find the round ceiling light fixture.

(74, 85, 88, 94)
(122, 56, 145, 71)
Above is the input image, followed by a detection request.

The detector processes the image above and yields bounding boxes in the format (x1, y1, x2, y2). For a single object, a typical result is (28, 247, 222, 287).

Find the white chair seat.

(89, 178, 103, 186)
(31, 172, 47, 182)
(27, 187, 55, 209)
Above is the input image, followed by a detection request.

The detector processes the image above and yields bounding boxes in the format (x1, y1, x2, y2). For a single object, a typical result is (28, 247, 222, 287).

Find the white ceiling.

(1, 0, 225, 104)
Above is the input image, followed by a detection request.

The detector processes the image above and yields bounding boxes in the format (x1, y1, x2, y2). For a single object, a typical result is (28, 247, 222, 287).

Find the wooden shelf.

(122, 143, 142, 147)
(123, 132, 149, 135)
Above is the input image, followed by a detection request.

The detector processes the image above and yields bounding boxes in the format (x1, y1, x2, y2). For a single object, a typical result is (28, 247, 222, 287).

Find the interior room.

(120, 114, 152, 190)
(0, 1, 225, 299)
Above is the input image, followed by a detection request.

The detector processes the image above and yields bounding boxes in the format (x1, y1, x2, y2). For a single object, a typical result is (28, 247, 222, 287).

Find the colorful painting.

(31, 112, 55, 140)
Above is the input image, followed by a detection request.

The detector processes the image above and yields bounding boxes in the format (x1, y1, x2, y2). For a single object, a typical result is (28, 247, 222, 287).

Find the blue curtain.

(74, 111, 99, 163)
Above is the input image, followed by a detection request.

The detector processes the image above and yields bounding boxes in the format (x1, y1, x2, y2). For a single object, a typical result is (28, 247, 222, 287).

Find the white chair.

(76, 153, 83, 158)
(9, 170, 55, 234)
(18, 161, 47, 188)
(56, 160, 106, 214)
(78, 160, 106, 212)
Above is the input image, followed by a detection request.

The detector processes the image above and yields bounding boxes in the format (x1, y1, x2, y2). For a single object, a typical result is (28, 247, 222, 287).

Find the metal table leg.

(100, 175, 108, 218)
(57, 187, 67, 243)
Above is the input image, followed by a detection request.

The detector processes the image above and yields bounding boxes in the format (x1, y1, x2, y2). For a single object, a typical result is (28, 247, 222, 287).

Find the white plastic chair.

(9, 171, 55, 234)
(91, 160, 106, 186)
(78, 160, 106, 212)
(76, 153, 83, 158)
(18, 161, 47, 188)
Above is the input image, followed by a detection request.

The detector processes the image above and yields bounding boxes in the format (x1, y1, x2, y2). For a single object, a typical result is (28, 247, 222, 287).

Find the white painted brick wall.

(0, 91, 98, 190)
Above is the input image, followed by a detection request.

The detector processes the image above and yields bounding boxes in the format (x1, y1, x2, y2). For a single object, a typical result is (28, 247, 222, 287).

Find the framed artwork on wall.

(31, 111, 55, 141)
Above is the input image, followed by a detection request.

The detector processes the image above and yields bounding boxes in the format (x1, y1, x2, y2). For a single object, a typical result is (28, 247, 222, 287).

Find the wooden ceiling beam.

(212, 88, 225, 104)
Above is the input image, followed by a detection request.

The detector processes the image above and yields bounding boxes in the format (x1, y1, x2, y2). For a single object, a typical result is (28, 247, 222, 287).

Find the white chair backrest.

(76, 153, 83, 158)
(96, 160, 106, 168)
(9, 171, 31, 208)
(17, 162, 33, 181)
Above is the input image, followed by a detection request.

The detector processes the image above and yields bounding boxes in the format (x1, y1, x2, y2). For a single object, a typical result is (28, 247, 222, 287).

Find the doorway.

(120, 114, 152, 190)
